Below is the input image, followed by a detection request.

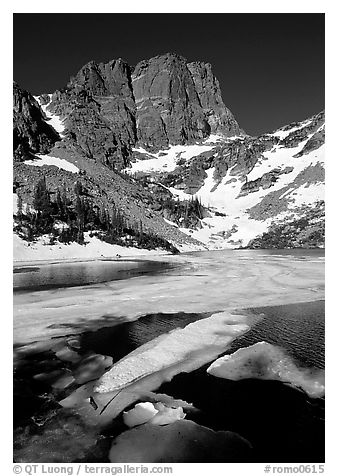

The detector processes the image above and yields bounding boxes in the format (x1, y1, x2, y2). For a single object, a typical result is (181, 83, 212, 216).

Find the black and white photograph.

(10, 6, 329, 469)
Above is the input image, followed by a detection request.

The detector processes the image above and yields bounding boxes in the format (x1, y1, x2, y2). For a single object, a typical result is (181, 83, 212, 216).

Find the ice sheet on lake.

(14, 251, 325, 347)
(207, 341, 325, 398)
(94, 311, 250, 393)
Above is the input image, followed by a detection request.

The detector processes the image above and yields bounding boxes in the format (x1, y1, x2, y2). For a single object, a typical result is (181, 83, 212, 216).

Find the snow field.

(24, 154, 79, 173)
(34, 94, 66, 137)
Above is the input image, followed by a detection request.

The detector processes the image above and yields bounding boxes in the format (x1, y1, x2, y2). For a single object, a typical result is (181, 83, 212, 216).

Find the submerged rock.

(54, 345, 82, 364)
(207, 341, 325, 398)
(51, 371, 75, 390)
(33, 369, 66, 386)
(109, 420, 251, 462)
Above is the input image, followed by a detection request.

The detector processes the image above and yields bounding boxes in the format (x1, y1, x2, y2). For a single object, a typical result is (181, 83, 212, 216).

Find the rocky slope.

(129, 111, 324, 248)
(13, 53, 324, 252)
(13, 82, 59, 162)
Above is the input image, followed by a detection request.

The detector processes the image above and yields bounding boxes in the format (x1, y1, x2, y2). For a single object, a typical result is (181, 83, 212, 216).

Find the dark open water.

(13, 258, 176, 292)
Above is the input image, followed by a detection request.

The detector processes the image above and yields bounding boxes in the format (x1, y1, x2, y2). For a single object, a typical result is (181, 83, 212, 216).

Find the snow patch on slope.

(289, 183, 325, 208)
(34, 94, 65, 137)
(247, 143, 323, 183)
(129, 135, 246, 175)
(13, 232, 168, 262)
(13, 193, 18, 215)
(171, 131, 324, 248)
(267, 118, 313, 140)
(129, 143, 214, 174)
(202, 134, 224, 144)
(24, 154, 79, 173)
(13, 193, 35, 215)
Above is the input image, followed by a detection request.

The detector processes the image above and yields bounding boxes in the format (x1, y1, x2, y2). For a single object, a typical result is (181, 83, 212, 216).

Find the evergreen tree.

(56, 188, 65, 219)
(16, 194, 23, 217)
(32, 177, 53, 234)
(33, 177, 51, 215)
(74, 181, 84, 197)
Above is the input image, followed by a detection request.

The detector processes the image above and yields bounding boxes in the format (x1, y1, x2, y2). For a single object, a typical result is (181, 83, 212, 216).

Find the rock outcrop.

(132, 53, 242, 151)
(187, 61, 243, 136)
(46, 59, 137, 169)
(13, 82, 60, 162)
(155, 135, 278, 195)
(246, 201, 325, 249)
(39, 53, 242, 168)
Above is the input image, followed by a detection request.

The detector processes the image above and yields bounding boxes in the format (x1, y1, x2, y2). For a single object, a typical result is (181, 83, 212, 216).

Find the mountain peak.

(149, 52, 188, 62)
(13, 52, 325, 254)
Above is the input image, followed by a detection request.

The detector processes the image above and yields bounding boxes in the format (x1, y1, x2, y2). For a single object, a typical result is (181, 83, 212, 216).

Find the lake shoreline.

(13, 246, 325, 269)
(13, 253, 173, 269)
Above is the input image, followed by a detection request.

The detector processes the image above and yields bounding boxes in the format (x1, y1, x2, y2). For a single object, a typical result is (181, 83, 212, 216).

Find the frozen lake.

(13, 249, 325, 463)
(13, 249, 324, 346)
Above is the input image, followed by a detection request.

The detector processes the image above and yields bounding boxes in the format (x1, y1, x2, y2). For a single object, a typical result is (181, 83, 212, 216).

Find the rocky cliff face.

(187, 61, 243, 136)
(38, 53, 242, 168)
(132, 54, 241, 151)
(45, 59, 137, 169)
(13, 82, 60, 162)
(132, 54, 206, 150)
(13, 52, 324, 251)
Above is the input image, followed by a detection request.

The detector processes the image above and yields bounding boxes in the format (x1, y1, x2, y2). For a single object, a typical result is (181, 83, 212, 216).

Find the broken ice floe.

(207, 341, 325, 398)
(123, 402, 159, 427)
(94, 311, 250, 394)
(123, 401, 185, 428)
(108, 420, 252, 463)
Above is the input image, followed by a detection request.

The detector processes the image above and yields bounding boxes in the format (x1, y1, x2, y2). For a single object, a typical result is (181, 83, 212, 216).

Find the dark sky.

(13, 13, 324, 136)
